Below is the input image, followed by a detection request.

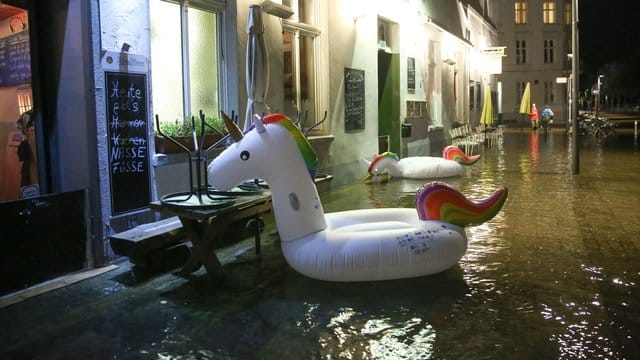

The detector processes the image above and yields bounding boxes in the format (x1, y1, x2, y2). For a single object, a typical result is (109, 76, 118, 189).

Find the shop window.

(282, 0, 329, 136)
(0, 5, 38, 202)
(150, 0, 223, 128)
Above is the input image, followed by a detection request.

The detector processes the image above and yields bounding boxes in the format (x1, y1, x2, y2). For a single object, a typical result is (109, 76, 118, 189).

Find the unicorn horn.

(253, 114, 266, 134)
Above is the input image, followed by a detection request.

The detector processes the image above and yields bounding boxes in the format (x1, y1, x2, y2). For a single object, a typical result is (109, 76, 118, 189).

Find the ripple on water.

(318, 307, 436, 359)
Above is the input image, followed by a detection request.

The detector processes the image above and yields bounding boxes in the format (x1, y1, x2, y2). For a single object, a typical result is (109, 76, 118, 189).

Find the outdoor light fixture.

(260, 0, 293, 19)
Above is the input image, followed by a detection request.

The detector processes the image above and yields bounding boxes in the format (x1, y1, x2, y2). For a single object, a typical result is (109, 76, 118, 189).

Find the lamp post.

(595, 75, 604, 118)
(570, 0, 580, 174)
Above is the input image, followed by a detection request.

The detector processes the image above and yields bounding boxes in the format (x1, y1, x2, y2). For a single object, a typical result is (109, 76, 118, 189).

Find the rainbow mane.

(442, 145, 480, 165)
(259, 113, 319, 179)
(368, 152, 400, 173)
(416, 181, 507, 227)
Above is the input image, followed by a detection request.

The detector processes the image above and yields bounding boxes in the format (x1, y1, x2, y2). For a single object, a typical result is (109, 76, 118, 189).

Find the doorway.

(376, 19, 400, 155)
(0, 3, 37, 202)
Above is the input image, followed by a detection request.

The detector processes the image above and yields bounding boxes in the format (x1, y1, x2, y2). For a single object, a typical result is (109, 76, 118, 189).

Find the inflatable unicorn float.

(208, 113, 507, 282)
(363, 146, 480, 183)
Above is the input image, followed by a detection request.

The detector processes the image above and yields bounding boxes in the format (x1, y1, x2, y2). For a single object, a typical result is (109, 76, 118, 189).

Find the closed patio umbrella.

(480, 84, 493, 127)
(244, 4, 270, 131)
(519, 82, 531, 115)
(480, 85, 493, 142)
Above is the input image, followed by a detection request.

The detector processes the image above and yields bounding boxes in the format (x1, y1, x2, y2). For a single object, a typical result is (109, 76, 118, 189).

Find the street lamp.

(596, 74, 604, 118)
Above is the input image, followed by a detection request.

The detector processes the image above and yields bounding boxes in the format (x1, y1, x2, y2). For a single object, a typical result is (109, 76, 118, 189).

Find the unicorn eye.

(240, 150, 250, 161)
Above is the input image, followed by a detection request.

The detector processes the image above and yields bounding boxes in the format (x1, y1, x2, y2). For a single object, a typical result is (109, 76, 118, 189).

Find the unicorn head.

(208, 112, 319, 191)
(362, 152, 401, 182)
(208, 113, 327, 242)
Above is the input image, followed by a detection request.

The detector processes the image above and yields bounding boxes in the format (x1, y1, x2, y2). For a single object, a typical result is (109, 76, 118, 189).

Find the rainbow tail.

(442, 145, 480, 165)
(416, 181, 507, 227)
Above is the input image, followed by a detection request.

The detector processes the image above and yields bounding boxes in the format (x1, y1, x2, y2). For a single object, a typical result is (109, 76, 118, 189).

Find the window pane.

(188, 7, 219, 119)
(283, 31, 298, 118)
(299, 34, 316, 125)
(150, 0, 184, 122)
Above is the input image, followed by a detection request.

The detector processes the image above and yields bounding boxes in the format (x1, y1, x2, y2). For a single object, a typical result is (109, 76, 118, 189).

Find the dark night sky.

(579, 0, 640, 93)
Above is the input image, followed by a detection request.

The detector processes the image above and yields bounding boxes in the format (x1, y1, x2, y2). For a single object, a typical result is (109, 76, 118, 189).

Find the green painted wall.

(378, 52, 401, 154)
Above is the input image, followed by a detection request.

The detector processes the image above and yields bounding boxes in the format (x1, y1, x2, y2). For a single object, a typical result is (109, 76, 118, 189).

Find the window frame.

(544, 39, 554, 63)
(515, 2, 527, 25)
(544, 81, 555, 104)
(149, 0, 227, 125)
(282, 0, 329, 136)
(516, 40, 527, 64)
(543, 1, 556, 24)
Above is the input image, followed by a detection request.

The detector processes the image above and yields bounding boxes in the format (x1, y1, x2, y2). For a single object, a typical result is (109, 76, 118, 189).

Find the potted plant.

(155, 115, 227, 153)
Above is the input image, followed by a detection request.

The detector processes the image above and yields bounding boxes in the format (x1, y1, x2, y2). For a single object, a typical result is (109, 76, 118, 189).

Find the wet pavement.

(2, 128, 640, 359)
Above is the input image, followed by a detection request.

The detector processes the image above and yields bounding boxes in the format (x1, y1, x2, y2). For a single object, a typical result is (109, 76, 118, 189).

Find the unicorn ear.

(221, 111, 243, 142)
(253, 114, 266, 134)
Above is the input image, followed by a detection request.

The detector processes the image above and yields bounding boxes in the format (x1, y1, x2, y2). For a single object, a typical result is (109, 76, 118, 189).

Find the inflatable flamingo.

(208, 113, 507, 282)
(363, 146, 479, 182)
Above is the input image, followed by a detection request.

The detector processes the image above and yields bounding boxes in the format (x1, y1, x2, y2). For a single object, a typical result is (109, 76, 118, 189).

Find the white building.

(497, 0, 571, 124)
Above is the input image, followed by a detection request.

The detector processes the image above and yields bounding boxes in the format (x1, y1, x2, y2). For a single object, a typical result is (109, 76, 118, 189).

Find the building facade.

(0, 0, 499, 292)
(497, 0, 571, 124)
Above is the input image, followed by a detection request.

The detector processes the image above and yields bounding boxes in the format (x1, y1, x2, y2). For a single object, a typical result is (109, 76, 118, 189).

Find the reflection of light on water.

(319, 308, 436, 359)
(540, 300, 619, 359)
(364, 318, 435, 359)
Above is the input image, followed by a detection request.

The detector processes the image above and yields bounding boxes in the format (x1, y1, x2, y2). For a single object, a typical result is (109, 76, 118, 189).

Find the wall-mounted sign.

(0, 31, 31, 86)
(407, 57, 415, 94)
(344, 67, 365, 131)
(105, 71, 151, 215)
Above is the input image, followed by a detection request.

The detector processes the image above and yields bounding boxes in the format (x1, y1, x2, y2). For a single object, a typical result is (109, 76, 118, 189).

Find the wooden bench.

(109, 216, 189, 269)
(109, 210, 269, 271)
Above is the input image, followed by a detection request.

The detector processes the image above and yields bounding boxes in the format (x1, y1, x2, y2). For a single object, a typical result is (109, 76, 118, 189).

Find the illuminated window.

(543, 2, 556, 24)
(515, 2, 527, 24)
(150, 0, 223, 127)
(544, 81, 555, 104)
(516, 40, 527, 64)
(283, 0, 329, 135)
(544, 40, 554, 63)
(564, 3, 572, 25)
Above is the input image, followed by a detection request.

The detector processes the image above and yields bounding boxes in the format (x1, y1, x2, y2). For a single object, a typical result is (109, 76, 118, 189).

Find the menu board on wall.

(344, 67, 365, 131)
(105, 71, 151, 215)
(0, 31, 31, 86)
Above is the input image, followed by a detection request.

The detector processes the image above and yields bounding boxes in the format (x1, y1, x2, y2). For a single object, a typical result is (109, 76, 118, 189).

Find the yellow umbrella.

(480, 85, 493, 127)
(519, 82, 531, 115)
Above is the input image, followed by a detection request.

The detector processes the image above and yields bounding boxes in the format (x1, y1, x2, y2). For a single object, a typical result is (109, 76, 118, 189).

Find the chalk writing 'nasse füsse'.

(109, 79, 147, 174)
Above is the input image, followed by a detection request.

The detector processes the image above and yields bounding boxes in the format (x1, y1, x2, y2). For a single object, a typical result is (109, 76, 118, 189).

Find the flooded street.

(2, 129, 640, 359)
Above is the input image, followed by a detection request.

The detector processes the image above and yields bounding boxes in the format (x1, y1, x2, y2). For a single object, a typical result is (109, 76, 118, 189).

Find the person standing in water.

(530, 103, 539, 130)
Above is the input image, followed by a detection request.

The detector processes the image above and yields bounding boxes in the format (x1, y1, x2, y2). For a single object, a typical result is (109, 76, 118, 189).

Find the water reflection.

(4, 130, 640, 359)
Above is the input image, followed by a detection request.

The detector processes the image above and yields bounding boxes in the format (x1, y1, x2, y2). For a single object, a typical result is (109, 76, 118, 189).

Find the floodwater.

(2, 129, 640, 359)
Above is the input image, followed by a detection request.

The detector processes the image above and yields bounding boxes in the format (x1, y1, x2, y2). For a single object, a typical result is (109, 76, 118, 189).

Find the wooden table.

(149, 191, 272, 281)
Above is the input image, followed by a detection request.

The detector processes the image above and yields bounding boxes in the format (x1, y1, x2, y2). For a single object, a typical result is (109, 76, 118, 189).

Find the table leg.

(178, 217, 225, 281)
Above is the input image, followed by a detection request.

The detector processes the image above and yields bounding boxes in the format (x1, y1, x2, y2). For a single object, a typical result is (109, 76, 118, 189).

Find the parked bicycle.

(579, 116, 617, 142)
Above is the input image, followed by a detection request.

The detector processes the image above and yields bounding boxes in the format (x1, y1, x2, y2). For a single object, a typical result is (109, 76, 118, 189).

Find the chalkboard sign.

(105, 71, 151, 215)
(344, 67, 365, 131)
(0, 31, 31, 86)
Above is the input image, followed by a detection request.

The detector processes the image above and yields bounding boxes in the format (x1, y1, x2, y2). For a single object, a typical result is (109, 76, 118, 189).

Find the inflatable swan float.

(208, 113, 507, 282)
(364, 146, 480, 182)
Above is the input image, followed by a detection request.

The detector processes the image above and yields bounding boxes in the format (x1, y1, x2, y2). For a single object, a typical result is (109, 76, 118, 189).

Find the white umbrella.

(244, 5, 270, 131)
